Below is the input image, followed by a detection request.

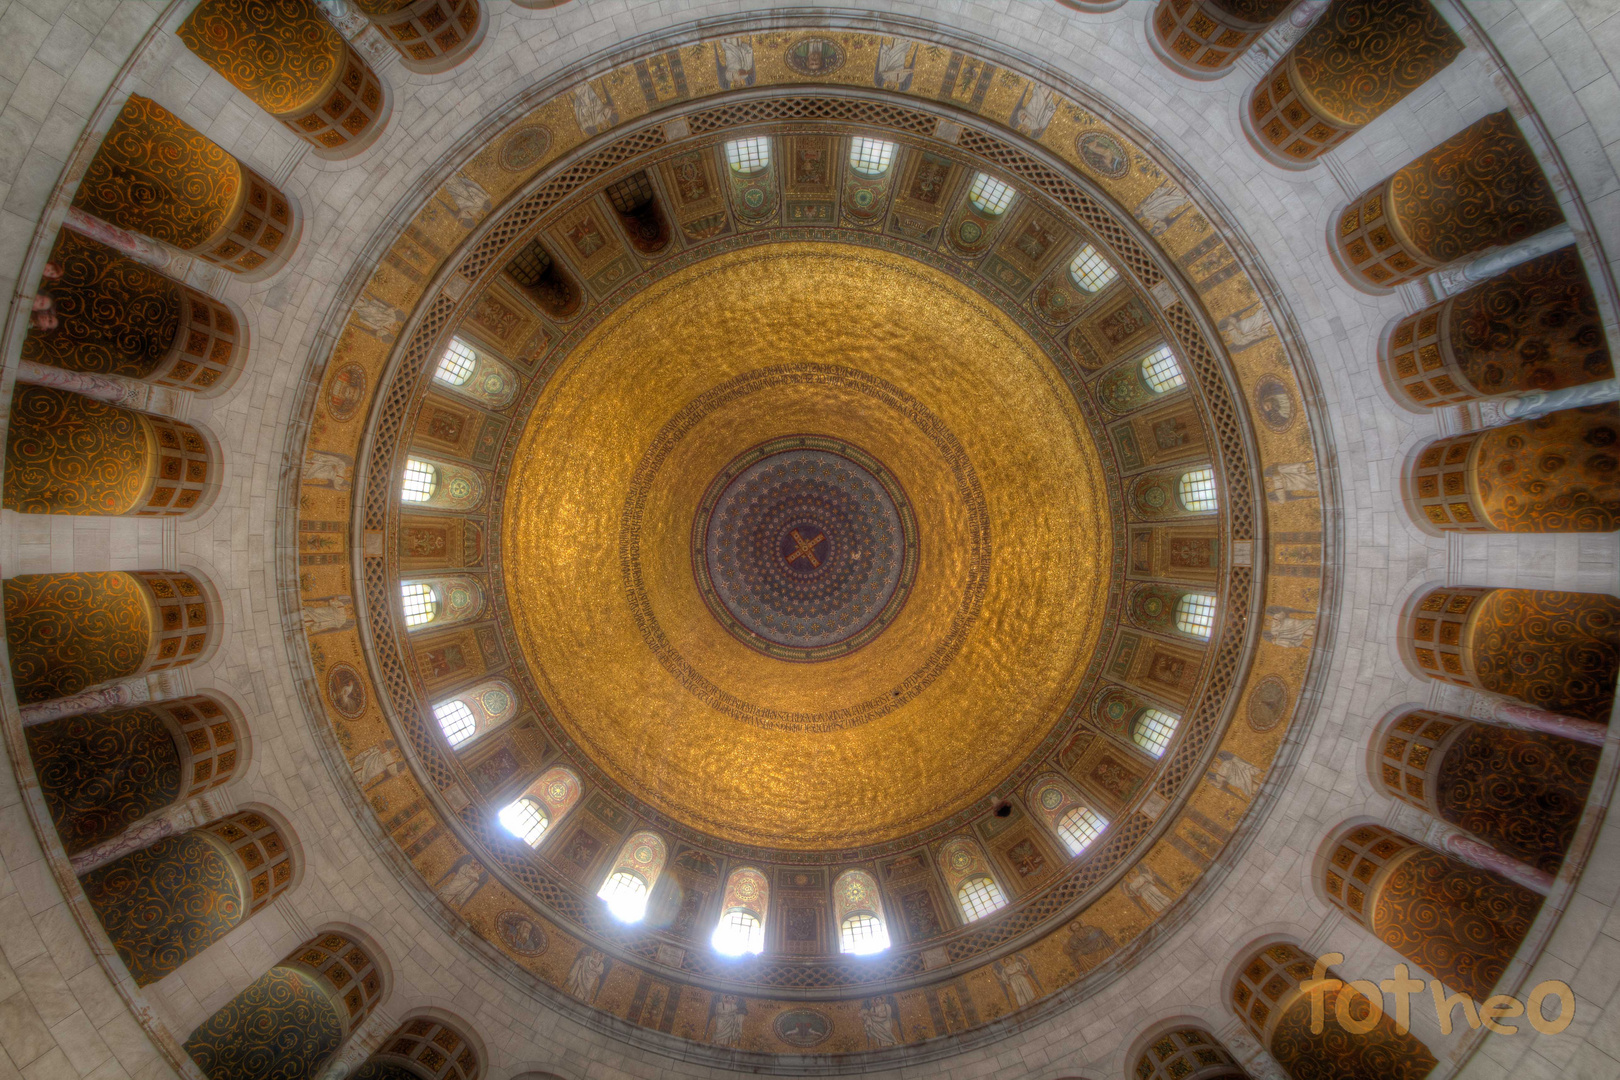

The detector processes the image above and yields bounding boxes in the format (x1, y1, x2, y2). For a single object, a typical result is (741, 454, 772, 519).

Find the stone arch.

(357, 1008, 486, 1080)
(1025, 771, 1109, 857)
(832, 867, 891, 953)
(1095, 337, 1188, 416)
(1129, 463, 1220, 520)
(1379, 245, 1611, 411)
(1315, 822, 1541, 1002)
(1148, 0, 1295, 81)
(183, 925, 386, 1080)
(4, 385, 222, 517)
(596, 831, 668, 922)
(1242, 0, 1462, 169)
(1228, 936, 1438, 1080)
(25, 691, 250, 856)
(73, 95, 303, 279)
(4, 569, 221, 705)
(1124, 582, 1219, 641)
(1397, 584, 1620, 722)
(501, 236, 582, 320)
(23, 226, 248, 395)
(178, 0, 392, 158)
(1400, 403, 1619, 533)
(425, 333, 518, 410)
(1331, 111, 1563, 293)
(351, 0, 487, 75)
(1124, 1017, 1250, 1080)
(81, 804, 299, 986)
(398, 453, 487, 513)
(1368, 705, 1596, 878)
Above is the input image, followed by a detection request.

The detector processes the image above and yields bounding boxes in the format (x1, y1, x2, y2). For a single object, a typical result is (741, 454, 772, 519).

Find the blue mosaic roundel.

(694, 436, 917, 662)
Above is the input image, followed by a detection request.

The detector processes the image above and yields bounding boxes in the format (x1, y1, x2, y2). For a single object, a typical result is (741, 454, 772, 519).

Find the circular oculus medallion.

(694, 437, 917, 662)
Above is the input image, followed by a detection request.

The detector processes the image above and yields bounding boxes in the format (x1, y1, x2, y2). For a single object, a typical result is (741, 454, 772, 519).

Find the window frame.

(1140, 344, 1187, 394)
(1175, 592, 1217, 639)
(955, 874, 1007, 922)
(1056, 806, 1107, 856)
(434, 698, 477, 748)
(499, 796, 549, 847)
(401, 458, 438, 503)
(434, 337, 478, 386)
(848, 136, 898, 177)
(967, 172, 1016, 216)
(400, 582, 439, 627)
(724, 136, 771, 176)
(1068, 242, 1118, 293)
(1178, 467, 1218, 513)
(1134, 707, 1179, 759)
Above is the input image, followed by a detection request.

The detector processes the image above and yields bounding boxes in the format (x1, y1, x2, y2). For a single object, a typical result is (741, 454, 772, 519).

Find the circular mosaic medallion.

(693, 436, 917, 662)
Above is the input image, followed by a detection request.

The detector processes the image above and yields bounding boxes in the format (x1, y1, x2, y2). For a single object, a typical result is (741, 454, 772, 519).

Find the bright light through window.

(401, 459, 437, 502)
(849, 137, 897, 176)
(1179, 467, 1218, 513)
(598, 871, 650, 923)
(711, 909, 765, 955)
(434, 699, 476, 747)
(725, 137, 771, 175)
(1141, 344, 1187, 393)
(435, 337, 477, 386)
(401, 582, 438, 627)
(1057, 806, 1107, 856)
(956, 875, 1006, 922)
(968, 172, 1015, 216)
(1176, 593, 1217, 639)
(499, 797, 548, 847)
(1069, 243, 1118, 292)
(1135, 708, 1179, 758)
(840, 913, 890, 955)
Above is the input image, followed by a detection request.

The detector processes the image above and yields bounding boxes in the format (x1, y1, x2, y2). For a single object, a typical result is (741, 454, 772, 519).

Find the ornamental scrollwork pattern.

(72, 95, 241, 251)
(1291, 0, 1464, 128)
(25, 708, 183, 855)
(184, 965, 344, 1080)
(4, 385, 153, 516)
(81, 831, 245, 985)
(177, 0, 343, 116)
(3, 571, 153, 703)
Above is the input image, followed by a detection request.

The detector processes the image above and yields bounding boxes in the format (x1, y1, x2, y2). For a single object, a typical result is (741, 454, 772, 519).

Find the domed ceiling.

(293, 22, 1330, 1060)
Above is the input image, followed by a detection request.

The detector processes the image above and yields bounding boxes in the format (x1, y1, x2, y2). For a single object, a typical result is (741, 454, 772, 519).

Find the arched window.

(597, 832, 667, 923)
(1133, 707, 1179, 758)
(1178, 467, 1218, 512)
(833, 869, 889, 955)
(498, 797, 548, 846)
(434, 699, 476, 747)
(967, 172, 1015, 216)
(849, 136, 897, 176)
(401, 458, 437, 502)
(841, 912, 888, 954)
(712, 867, 769, 955)
(1068, 242, 1118, 292)
(1175, 592, 1217, 639)
(724, 136, 771, 175)
(598, 871, 650, 922)
(956, 875, 1007, 921)
(1056, 806, 1107, 855)
(435, 337, 477, 385)
(400, 582, 438, 627)
(1140, 344, 1186, 393)
(713, 909, 764, 955)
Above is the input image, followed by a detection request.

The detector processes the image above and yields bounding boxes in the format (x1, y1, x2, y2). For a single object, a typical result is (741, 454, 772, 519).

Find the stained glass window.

(401, 582, 438, 627)
(1069, 243, 1118, 292)
(499, 797, 548, 846)
(968, 172, 1015, 216)
(1179, 467, 1218, 512)
(401, 459, 437, 502)
(1134, 708, 1179, 758)
(1176, 593, 1217, 639)
(435, 338, 477, 386)
(1141, 344, 1186, 393)
(598, 871, 650, 923)
(849, 137, 897, 176)
(725, 136, 771, 175)
(840, 912, 889, 954)
(434, 699, 476, 747)
(956, 875, 1007, 921)
(1057, 806, 1107, 855)
(712, 909, 765, 955)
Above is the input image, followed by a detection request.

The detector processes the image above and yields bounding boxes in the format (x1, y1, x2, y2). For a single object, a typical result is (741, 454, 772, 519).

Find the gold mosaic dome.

(504, 242, 1110, 848)
(293, 24, 1317, 1054)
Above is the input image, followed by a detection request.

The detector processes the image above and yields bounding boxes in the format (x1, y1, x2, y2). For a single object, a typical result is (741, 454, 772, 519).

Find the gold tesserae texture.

(503, 244, 1111, 849)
